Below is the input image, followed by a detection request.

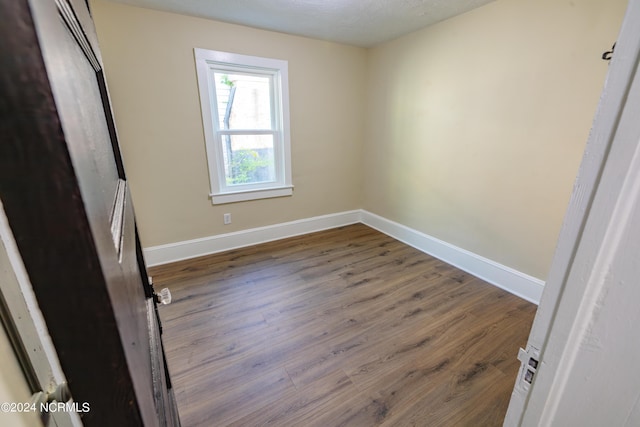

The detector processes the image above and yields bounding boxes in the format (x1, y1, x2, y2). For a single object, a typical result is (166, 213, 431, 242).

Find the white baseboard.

(360, 210, 544, 304)
(144, 209, 544, 304)
(143, 210, 361, 267)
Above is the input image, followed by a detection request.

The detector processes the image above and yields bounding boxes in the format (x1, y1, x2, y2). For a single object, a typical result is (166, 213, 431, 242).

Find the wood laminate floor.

(150, 224, 536, 426)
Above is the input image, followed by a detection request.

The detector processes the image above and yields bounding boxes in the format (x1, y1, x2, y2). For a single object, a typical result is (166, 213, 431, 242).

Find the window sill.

(210, 186, 293, 205)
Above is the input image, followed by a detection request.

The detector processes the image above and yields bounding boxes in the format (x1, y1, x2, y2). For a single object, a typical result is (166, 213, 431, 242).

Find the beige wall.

(364, 0, 627, 279)
(91, 0, 367, 247)
(92, 0, 626, 280)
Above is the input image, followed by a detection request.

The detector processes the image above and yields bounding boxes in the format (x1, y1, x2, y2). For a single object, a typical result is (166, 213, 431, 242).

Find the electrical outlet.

(223, 213, 231, 225)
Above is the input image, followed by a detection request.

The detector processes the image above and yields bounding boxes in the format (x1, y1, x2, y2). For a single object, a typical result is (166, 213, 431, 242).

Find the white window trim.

(194, 48, 293, 205)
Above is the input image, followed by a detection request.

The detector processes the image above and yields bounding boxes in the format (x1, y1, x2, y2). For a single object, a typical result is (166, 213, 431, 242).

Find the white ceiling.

(107, 0, 497, 47)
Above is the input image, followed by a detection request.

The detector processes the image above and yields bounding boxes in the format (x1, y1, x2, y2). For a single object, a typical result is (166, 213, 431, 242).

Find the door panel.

(0, 0, 178, 425)
(35, 0, 159, 423)
(47, 0, 120, 226)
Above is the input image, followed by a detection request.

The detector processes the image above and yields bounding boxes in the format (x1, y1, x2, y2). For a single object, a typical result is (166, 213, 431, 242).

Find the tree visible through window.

(194, 49, 293, 205)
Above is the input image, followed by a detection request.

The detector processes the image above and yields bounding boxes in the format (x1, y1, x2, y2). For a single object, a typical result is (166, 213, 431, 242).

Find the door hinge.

(517, 345, 540, 390)
(31, 381, 72, 425)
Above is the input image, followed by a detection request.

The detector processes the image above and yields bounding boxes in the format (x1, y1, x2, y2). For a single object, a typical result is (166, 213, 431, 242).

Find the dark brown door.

(0, 0, 178, 425)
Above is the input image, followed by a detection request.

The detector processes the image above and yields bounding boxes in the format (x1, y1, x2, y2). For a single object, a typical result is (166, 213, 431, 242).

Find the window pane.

(221, 135, 276, 185)
(214, 72, 272, 130)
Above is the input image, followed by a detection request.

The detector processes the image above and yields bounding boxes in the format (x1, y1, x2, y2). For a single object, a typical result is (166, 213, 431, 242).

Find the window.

(194, 48, 293, 204)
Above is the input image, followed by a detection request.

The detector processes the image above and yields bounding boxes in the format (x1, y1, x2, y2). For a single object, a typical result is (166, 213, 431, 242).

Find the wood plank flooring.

(150, 224, 536, 426)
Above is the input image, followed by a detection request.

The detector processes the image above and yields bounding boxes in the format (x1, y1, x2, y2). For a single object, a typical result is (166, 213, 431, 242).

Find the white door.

(504, 0, 640, 424)
(0, 204, 81, 427)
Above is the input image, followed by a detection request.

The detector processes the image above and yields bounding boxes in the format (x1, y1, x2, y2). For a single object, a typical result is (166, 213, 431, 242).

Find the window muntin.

(194, 49, 292, 204)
